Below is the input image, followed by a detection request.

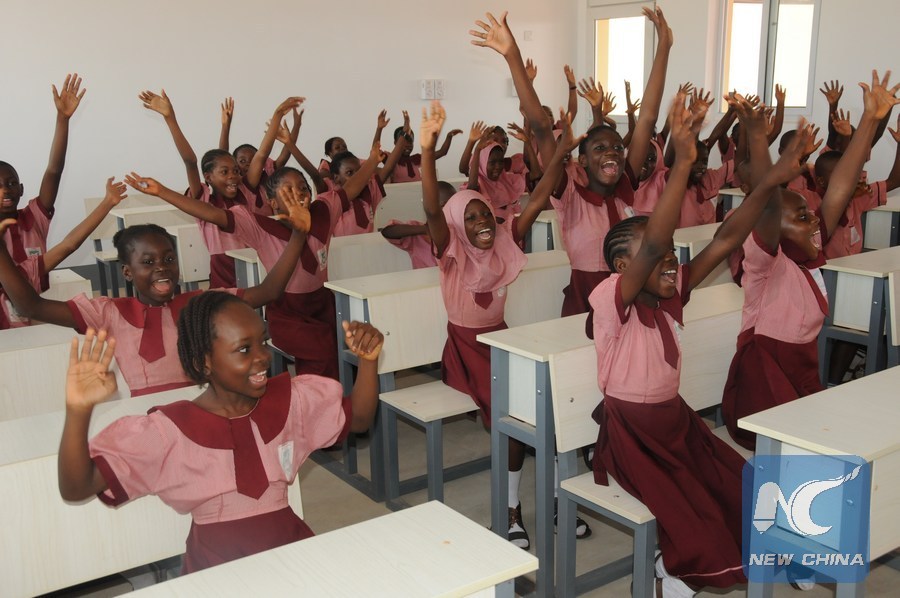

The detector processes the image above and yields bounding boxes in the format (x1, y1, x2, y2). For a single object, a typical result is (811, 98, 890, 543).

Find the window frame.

(717, 0, 822, 117)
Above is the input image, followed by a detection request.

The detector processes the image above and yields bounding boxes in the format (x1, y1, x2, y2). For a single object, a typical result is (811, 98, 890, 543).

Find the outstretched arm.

(0, 230, 75, 327)
(273, 107, 302, 170)
(885, 114, 900, 192)
(564, 65, 579, 122)
(277, 119, 328, 194)
(242, 186, 309, 307)
(458, 121, 484, 175)
(434, 129, 463, 160)
(341, 144, 383, 201)
(246, 97, 305, 189)
(39, 73, 86, 212)
(59, 330, 117, 501)
(139, 89, 203, 199)
(622, 80, 641, 148)
(343, 321, 384, 432)
(420, 102, 452, 256)
(766, 84, 786, 146)
(44, 178, 127, 271)
(124, 174, 230, 229)
(820, 72, 900, 236)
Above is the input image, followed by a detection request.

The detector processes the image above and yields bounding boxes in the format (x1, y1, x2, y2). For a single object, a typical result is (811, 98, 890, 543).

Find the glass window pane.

(595, 16, 645, 116)
(722, 0, 764, 105)
(772, 2, 815, 107)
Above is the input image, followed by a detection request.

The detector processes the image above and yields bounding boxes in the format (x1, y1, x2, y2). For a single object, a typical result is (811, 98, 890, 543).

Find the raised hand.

(602, 91, 617, 116)
(831, 109, 853, 136)
(470, 11, 516, 56)
(468, 120, 487, 142)
(139, 89, 173, 118)
(53, 73, 86, 119)
(557, 109, 585, 154)
(221, 97, 234, 125)
(274, 97, 305, 118)
(564, 65, 576, 87)
(726, 93, 766, 134)
(376, 109, 390, 130)
(820, 80, 843, 108)
(342, 321, 384, 361)
(104, 177, 128, 206)
(274, 119, 292, 144)
(768, 120, 817, 185)
(689, 88, 713, 123)
(525, 58, 538, 82)
(775, 84, 786, 105)
(66, 329, 117, 412)
(507, 121, 529, 143)
(402, 109, 412, 136)
(669, 93, 697, 164)
(860, 70, 900, 120)
(447, 128, 463, 139)
(746, 94, 761, 108)
(888, 113, 900, 143)
(577, 77, 603, 107)
(124, 172, 161, 196)
(625, 80, 641, 115)
(643, 6, 673, 48)
(420, 101, 446, 151)
(677, 82, 695, 97)
(290, 108, 303, 142)
(275, 185, 311, 233)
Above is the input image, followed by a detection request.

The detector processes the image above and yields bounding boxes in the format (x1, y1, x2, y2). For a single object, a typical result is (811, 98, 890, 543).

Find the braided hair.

(112, 224, 175, 264)
(201, 149, 234, 174)
(264, 166, 311, 201)
(177, 291, 245, 384)
(329, 151, 358, 176)
(603, 216, 649, 271)
(232, 143, 257, 160)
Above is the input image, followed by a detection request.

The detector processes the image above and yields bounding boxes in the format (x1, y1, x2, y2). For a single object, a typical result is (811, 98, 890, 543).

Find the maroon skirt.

(183, 506, 313, 574)
(442, 321, 507, 426)
(561, 269, 611, 317)
(209, 253, 238, 289)
(592, 395, 746, 589)
(722, 329, 823, 450)
(265, 286, 339, 380)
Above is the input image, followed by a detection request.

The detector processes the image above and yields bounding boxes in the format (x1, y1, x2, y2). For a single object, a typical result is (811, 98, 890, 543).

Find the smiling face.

(639, 145, 658, 182)
(689, 143, 710, 185)
(334, 156, 361, 188)
(613, 225, 679, 303)
(121, 232, 180, 306)
(781, 190, 822, 260)
(234, 147, 255, 177)
(0, 163, 24, 220)
(204, 155, 242, 199)
(579, 127, 625, 189)
(485, 146, 506, 181)
(463, 198, 496, 249)
(268, 170, 311, 215)
(204, 301, 272, 402)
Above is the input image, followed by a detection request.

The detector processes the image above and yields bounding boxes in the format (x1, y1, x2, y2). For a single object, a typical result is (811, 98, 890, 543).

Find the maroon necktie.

(8, 224, 26, 263)
(230, 417, 269, 499)
(654, 308, 680, 369)
(473, 291, 493, 309)
(138, 307, 166, 363)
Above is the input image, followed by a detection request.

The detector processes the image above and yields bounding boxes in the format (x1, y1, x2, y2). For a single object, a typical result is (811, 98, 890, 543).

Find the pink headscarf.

(441, 190, 527, 299)
(477, 142, 526, 215)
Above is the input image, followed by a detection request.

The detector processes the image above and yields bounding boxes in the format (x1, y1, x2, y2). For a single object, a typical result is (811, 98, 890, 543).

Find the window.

(720, 0, 821, 111)
(585, 1, 655, 118)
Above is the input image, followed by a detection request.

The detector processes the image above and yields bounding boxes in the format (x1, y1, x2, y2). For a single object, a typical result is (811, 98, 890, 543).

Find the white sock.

(655, 553, 696, 598)
(508, 468, 522, 508)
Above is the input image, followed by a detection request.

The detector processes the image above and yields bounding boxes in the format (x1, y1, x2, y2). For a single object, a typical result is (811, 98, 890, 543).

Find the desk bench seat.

(381, 380, 489, 504)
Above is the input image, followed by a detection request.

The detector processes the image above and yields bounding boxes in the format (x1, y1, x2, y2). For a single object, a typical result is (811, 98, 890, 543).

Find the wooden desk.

(478, 283, 745, 597)
(862, 192, 900, 250)
(324, 250, 571, 500)
(166, 224, 210, 290)
(739, 366, 900, 597)
(40, 268, 93, 303)
(328, 231, 413, 280)
(0, 387, 197, 597)
(819, 245, 900, 379)
(133, 501, 537, 598)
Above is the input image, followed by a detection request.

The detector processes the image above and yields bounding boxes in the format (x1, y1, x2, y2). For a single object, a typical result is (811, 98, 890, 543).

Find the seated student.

(722, 71, 900, 450)
(381, 181, 456, 269)
(0, 178, 126, 329)
(458, 123, 526, 177)
(463, 132, 527, 225)
(58, 294, 384, 573)
(2, 74, 84, 265)
(590, 93, 812, 598)
(389, 111, 462, 183)
(218, 97, 301, 211)
(319, 110, 394, 182)
(811, 119, 900, 258)
(0, 188, 310, 396)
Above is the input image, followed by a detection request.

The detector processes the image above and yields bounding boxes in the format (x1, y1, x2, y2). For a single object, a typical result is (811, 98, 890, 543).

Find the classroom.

(2, 0, 899, 596)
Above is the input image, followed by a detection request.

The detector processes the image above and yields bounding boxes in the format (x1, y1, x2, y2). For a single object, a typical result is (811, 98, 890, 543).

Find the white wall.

(1, 0, 577, 267)
(3, 0, 897, 268)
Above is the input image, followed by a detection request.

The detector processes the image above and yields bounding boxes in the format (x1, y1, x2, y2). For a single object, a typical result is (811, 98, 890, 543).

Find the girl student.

(464, 127, 527, 224)
(126, 132, 385, 380)
(2, 73, 85, 265)
(722, 70, 900, 450)
(420, 100, 584, 549)
(0, 187, 311, 397)
(139, 92, 303, 288)
(218, 96, 298, 186)
(0, 178, 126, 330)
(589, 94, 815, 597)
(318, 109, 393, 183)
(58, 294, 384, 573)
(389, 110, 462, 183)
(472, 7, 672, 317)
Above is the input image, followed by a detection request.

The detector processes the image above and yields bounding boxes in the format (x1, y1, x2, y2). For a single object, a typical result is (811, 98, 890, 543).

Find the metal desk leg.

(490, 348, 511, 541)
(533, 362, 555, 598)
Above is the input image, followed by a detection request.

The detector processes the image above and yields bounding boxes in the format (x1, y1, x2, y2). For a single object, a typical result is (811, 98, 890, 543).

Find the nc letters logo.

(742, 455, 870, 584)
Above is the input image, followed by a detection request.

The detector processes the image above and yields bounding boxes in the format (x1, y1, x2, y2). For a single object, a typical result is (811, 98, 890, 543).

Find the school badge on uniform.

(317, 248, 327, 270)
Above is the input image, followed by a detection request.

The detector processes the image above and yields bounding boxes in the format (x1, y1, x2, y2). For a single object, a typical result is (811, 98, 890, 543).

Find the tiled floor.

(63, 367, 899, 597)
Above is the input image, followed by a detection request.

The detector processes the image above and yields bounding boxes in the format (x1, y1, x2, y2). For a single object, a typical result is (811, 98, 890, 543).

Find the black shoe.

(554, 498, 592, 539)
(508, 503, 530, 550)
